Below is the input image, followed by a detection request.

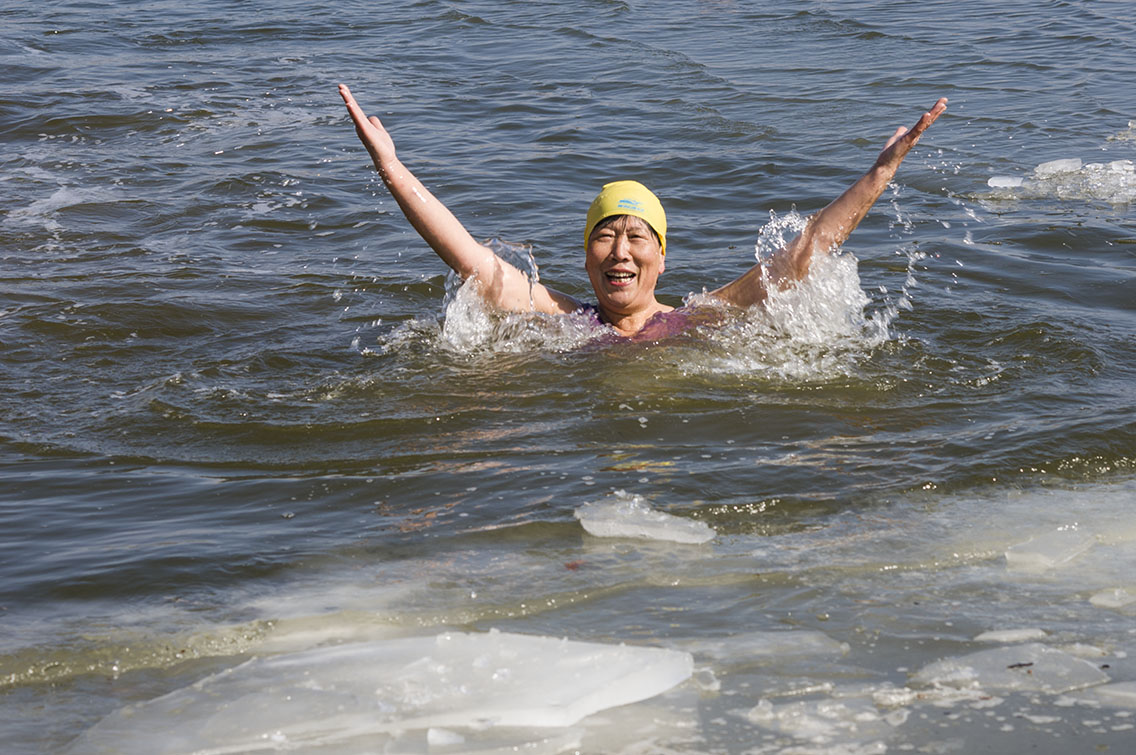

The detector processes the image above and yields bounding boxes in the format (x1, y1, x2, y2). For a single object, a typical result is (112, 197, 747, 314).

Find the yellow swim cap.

(584, 180, 667, 256)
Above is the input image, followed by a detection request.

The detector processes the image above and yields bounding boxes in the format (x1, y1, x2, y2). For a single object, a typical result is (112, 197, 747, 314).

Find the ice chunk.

(683, 630, 849, 663)
(1090, 587, 1136, 608)
(1080, 681, 1136, 709)
(73, 630, 693, 754)
(987, 176, 1024, 188)
(427, 727, 465, 746)
(974, 628, 1048, 643)
(1034, 158, 1082, 177)
(911, 643, 1109, 694)
(575, 491, 715, 544)
(1004, 527, 1096, 571)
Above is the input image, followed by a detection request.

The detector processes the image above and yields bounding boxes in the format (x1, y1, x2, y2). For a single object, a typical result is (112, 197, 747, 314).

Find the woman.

(339, 84, 946, 338)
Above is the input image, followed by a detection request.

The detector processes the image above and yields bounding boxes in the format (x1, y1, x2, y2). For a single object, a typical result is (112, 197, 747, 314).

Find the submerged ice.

(73, 629, 693, 754)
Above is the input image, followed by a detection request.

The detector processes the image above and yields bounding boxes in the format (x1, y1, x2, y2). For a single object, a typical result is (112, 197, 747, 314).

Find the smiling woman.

(338, 83, 947, 339)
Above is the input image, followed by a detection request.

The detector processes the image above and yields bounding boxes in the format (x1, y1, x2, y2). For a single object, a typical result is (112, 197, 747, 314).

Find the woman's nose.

(610, 234, 632, 259)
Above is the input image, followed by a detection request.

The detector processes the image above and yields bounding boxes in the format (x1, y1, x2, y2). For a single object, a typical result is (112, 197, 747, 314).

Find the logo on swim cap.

(616, 198, 645, 213)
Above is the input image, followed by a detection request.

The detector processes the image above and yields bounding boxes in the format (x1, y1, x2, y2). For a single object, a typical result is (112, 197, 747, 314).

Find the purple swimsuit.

(575, 304, 721, 342)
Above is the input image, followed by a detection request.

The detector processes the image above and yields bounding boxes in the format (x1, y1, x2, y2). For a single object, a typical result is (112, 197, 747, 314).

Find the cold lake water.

(2, 0, 1135, 752)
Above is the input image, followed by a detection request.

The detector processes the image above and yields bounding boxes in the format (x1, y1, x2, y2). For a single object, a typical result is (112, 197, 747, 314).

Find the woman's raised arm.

(712, 97, 948, 308)
(339, 84, 577, 315)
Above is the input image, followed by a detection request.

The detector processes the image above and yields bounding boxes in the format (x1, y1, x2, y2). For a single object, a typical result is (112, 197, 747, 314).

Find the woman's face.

(585, 215, 665, 317)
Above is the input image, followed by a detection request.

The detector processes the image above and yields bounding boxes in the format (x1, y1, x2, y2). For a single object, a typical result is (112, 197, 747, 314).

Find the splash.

(683, 209, 913, 382)
(986, 157, 1136, 204)
(753, 207, 809, 264)
(434, 238, 597, 353)
(380, 217, 916, 377)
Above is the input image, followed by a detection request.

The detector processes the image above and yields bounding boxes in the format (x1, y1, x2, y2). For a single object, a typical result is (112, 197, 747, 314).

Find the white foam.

(74, 630, 693, 754)
(5, 186, 115, 230)
(574, 491, 715, 544)
(911, 643, 1109, 694)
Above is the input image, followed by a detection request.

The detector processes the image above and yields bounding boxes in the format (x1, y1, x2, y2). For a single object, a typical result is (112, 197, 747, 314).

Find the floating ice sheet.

(575, 492, 715, 544)
(1090, 587, 1136, 609)
(1004, 527, 1096, 571)
(1077, 681, 1136, 709)
(72, 630, 693, 754)
(911, 643, 1109, 694)
(974, 628, 1048, 643)
(683, 630, 849, 663)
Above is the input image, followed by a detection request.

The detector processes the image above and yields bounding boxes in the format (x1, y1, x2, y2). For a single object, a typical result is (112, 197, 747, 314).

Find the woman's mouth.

(605, 270, 636, 286)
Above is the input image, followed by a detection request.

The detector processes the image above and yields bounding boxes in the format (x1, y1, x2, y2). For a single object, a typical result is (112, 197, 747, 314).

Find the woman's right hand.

(339, 83, 397, 175)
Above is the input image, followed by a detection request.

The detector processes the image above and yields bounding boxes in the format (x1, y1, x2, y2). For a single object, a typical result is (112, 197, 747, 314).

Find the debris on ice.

(1004, 527, 1096, 571)
(911, 643, 1109, 694)
(73, 630, 694, 754)
(974, 628, 1048, 643)
(575, 491, 715, 544)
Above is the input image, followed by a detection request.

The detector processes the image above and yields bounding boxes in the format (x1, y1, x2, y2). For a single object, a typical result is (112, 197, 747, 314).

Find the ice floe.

(1090, 587, 1136, 609)
(72, 629, 693, 754)
(911, 643, 1109, 694)
(574, 491, 715, 544)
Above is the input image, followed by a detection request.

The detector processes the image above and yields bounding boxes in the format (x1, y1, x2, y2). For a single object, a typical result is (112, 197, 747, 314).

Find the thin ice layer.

(1004, 527, 1097, 571)
(911, 643, 1109, 694)
(575, 492, 715, 544)
(73, 630, 693, 754)
(682, 630, 849, 663)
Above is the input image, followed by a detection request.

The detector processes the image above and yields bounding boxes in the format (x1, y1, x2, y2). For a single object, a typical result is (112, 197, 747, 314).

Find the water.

(2, 0, 1135, 751)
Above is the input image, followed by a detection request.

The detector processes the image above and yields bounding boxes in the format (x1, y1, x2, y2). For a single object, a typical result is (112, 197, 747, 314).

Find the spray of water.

(380, 215, 924, 380)
(437, 238, 598, 353)
(682, 209, 921, 382)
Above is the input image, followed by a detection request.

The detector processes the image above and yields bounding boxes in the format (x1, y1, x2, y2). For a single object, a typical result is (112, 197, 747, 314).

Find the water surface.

(2, 0, 1135, 752)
